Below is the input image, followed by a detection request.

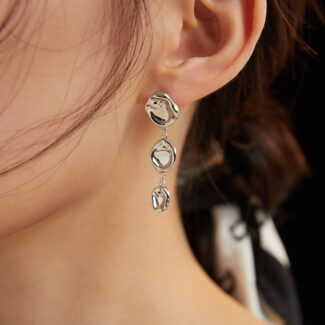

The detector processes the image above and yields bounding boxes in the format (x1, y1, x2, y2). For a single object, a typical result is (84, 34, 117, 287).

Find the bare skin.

(0, 0, 267, 323)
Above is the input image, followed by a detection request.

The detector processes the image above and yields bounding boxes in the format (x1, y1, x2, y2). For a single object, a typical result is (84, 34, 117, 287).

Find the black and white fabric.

(212, 204, 303, 325)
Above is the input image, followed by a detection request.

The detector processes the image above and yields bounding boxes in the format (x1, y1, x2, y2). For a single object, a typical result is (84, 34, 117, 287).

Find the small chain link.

(159, 171, 166, 186)
(159, 127, 168, 187)
(162, 126, 168, 139)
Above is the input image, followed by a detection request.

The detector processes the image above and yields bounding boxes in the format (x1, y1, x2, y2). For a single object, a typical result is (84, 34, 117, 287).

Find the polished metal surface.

(145, 92, 179, 127)
(145, 92, 179, 212)
(150, 139, 176, 172)
(152, 186, 170, 211)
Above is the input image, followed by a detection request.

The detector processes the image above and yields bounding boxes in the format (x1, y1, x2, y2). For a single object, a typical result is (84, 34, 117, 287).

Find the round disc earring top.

(145, 92, 179, 127)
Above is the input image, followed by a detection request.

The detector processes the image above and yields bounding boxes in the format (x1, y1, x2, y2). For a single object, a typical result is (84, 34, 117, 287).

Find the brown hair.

(178, 0, 322, 277)
(0, 0, 151, 174)
(0, 0, 323, 282)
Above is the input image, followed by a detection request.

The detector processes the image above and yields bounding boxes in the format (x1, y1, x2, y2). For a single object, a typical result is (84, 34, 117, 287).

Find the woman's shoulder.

(179, 265, 269, 325)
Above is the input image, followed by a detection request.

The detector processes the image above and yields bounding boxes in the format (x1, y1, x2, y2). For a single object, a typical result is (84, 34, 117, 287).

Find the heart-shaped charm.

(152, 186, 170, 211)
(145, 92, 179, 127)
(150, 139, 176, 172)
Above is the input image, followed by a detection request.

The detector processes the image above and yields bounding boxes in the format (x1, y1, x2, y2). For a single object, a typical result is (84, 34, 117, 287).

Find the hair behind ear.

(178, 0, 316, 216)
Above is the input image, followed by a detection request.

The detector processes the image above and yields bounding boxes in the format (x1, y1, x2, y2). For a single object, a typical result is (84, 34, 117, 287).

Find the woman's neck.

(0, 174, 218, 324)
(0, 98, 265, 324)
(0, 168, 195, 325)
(0, 176, 266, 325)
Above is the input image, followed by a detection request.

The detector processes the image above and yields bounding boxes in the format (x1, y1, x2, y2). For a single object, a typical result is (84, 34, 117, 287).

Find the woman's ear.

(138, 0, 266, 107)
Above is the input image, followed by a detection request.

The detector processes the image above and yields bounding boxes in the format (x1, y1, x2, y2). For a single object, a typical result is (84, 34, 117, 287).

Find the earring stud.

(145, 92, 180, 212)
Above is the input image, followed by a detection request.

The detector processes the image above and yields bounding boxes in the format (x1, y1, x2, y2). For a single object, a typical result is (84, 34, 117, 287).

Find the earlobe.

(141, 0, 266, 108)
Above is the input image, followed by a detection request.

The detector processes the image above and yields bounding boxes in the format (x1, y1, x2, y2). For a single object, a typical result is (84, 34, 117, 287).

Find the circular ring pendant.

(150, 139, 176, 172)
(152, 186, 170, 211)
(145, 92, 180, 127)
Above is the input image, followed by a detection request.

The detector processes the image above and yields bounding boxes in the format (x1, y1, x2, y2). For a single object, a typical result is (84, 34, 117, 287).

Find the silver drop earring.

(145, 92, 180, 212)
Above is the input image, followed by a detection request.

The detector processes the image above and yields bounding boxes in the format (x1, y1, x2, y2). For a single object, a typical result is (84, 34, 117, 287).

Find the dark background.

(272, 14, 325, 325)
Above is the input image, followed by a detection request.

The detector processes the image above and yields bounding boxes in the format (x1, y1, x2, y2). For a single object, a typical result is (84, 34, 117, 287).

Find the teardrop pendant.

(152, 186, 170, 212)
